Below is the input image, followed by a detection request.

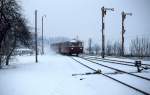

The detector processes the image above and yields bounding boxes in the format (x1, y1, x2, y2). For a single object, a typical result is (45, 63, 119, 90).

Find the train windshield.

(70, 42, 82, 47)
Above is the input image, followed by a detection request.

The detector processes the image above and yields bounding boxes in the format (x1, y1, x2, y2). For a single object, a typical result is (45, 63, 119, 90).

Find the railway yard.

(0, 54, 150, 95)
(1, 0, 150, 95)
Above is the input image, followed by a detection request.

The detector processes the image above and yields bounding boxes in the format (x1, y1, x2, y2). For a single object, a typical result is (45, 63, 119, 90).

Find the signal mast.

(101, 6, 114, 58)
(121, 11, 132, 56)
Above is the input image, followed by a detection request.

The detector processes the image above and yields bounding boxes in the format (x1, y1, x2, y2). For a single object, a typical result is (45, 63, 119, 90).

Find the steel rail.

(83, 56, 150, 67)
(83, 57, 150, 70)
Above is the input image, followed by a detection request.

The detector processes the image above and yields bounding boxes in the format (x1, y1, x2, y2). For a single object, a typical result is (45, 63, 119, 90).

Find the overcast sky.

(20, 0, 150, 47)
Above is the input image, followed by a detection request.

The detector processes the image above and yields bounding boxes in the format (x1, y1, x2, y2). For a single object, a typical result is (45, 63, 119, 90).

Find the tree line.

(129, 37, 150, 57)
(0, 0, 32, 68)
(87, 37, 150, 58)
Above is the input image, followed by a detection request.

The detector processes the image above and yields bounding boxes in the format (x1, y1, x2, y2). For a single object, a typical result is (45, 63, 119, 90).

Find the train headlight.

(71, 48, 74, 50)
(80, 48, 83, 49)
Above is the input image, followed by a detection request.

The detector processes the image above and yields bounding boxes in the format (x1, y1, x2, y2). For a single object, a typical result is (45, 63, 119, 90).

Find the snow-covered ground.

(0, 53, 150, 95)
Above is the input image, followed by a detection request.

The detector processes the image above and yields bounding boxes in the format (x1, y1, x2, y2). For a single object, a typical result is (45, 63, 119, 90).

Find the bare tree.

(0, 0, 32, 67)
(112, 41, 122, 56)
(92, 44, 101, 55)
(106, 41, 113, 56)
(130, 37, 150, 57)
(105, 41, 122, 56)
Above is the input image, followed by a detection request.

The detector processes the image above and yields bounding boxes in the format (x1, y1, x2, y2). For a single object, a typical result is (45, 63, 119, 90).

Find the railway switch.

(135, 61, 142, 72)
(94, 69, 102, 74)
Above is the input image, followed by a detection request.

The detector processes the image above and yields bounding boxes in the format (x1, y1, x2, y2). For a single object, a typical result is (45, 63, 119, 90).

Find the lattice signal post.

(101, 6, 114, 58)
(121, 11, 132, 56)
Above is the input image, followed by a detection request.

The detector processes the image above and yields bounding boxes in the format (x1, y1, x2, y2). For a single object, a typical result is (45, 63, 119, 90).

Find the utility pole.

(41, 15, 46, 55)
(35, 10, 38, 63)
(121, 11, 132, 56)
(101, 6, 114, 58)
(89, 38, 92, 54)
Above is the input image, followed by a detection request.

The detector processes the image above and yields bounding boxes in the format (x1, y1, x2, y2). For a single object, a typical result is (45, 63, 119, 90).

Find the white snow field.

(0, 53, 150, 95)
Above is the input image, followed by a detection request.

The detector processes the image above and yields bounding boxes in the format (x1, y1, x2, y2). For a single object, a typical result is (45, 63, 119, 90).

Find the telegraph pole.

(101, 6, 114, 58)
(35, 10, 38, 63)
(121, 11, 132, 56)
(41, 15, 46, 55)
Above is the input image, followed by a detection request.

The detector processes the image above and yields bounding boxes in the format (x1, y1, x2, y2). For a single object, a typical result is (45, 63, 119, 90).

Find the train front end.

(68, 40, 83, 55)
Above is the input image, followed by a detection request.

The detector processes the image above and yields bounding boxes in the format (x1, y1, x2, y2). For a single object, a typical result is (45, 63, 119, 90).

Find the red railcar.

(51, 40, 83, 56)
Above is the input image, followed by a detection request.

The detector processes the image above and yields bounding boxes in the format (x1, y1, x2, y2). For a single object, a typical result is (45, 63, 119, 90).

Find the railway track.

(80, 57, 150, 81)
(82, 55, 150, 67)
(71, 57, 150, 95)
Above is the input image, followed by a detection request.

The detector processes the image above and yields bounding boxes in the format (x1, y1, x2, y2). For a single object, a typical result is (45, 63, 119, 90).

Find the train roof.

(51, 39, 82, 45)
(69, 39, 81, 43)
